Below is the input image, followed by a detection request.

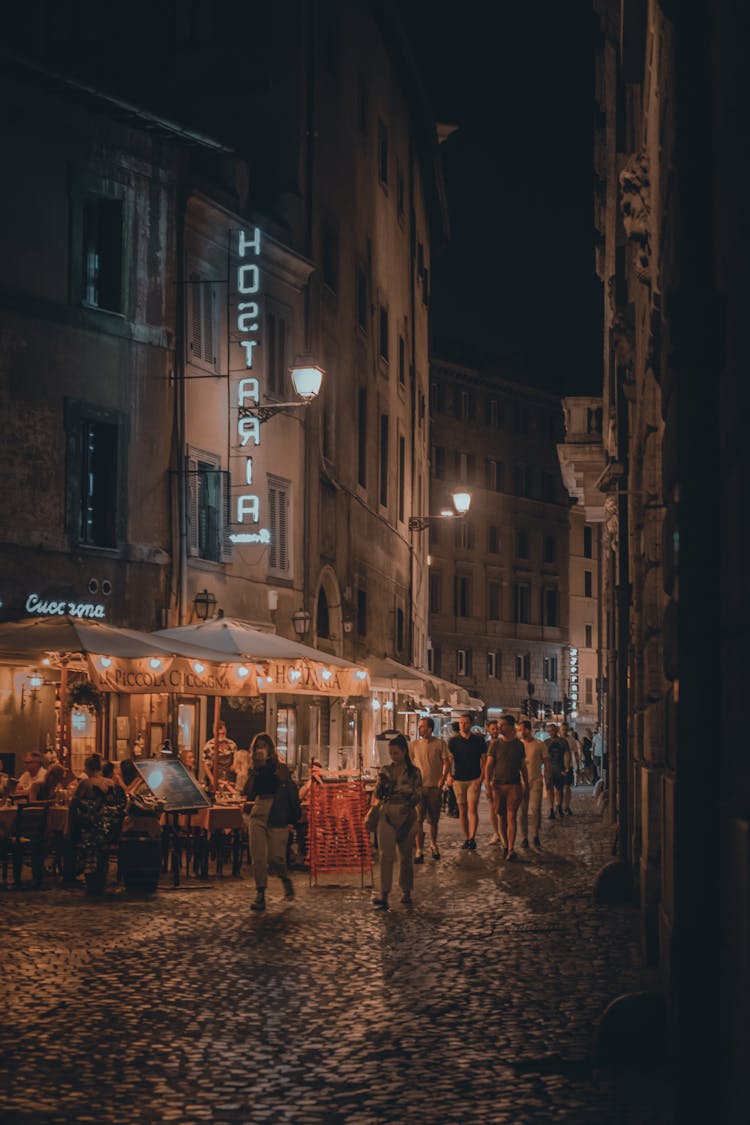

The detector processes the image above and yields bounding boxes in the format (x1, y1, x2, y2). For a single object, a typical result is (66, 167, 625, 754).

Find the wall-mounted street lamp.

(409, 489, 472, 533)
(291, 609, 312, 639)
(193, 588, 217, 621)
(239, 356, 325, 424)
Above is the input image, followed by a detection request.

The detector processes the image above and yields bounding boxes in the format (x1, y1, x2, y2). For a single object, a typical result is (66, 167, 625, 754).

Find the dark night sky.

(401, 2, 602, 396)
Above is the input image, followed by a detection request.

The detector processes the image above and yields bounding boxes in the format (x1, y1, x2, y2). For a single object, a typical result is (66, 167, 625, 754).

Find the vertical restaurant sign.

(229, 227, 271, 545)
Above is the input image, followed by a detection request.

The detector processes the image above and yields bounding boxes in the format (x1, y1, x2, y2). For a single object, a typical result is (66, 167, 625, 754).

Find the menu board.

(135, 759, 211, 812)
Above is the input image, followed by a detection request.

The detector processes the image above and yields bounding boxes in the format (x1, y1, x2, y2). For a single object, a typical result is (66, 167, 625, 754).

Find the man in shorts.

(447, 714, 486, 850)
(485, 713, 529, 861)
(410, 717, 450, 861)
(484, 720, 504, 846)
(517, 719, 548, 849)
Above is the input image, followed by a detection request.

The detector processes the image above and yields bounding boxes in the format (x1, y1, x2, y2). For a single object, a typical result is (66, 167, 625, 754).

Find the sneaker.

(467, 838, 477, 851)
(414, 853, 425, 865)
(533, 836, 542, 849)
(488, 833, 500, 845)
(461, 839, 471, 850)
(506, 850, 517, 862)
(251, 890, 266, 912)
(502, 846, 509, 860)
(281, 876, 295, 900)
(431, 848, 441, 861)
(372, 895, 389, 910)
(520, 838, 529, 849)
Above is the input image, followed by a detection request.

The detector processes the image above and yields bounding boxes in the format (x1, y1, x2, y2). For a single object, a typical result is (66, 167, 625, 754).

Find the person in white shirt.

(409, 717, 450, 861)
(517, 720, 548, 849)
(16, 750, 47, 792)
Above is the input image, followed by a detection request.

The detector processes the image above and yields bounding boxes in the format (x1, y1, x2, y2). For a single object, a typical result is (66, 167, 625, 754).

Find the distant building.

(557, 397, 605, 733)
(427, 357, 569, 721)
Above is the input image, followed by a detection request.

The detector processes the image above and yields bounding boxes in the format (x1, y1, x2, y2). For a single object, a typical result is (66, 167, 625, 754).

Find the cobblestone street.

(0, 789, 674, 1124)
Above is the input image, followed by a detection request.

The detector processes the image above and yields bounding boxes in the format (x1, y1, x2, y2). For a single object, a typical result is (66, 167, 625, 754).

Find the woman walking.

(244, 732, 300, 912)
(371, 734, 422, 909)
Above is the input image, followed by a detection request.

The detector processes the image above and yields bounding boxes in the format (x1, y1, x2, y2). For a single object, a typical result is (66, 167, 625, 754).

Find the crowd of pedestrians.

(361, 713, 601, 909)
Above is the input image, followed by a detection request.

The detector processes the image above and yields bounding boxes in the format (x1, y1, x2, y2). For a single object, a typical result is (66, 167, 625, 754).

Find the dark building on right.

(556, 3, 742, 1118)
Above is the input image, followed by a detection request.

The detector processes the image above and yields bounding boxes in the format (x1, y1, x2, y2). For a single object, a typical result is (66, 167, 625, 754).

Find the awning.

(364, 657, 432, 700)
(155, 617, 370, 697)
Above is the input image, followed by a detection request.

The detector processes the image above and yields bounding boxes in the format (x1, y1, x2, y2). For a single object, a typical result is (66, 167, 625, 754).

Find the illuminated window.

(487, 651, 500, 679)
(457, 648, 472, 677)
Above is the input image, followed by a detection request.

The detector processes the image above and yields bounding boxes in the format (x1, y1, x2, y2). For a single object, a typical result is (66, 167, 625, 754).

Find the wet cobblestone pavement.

(0, 788, 674, 1124)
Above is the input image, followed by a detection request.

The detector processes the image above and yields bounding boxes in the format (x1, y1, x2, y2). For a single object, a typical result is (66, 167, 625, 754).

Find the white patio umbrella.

(155, 617, 371, 696)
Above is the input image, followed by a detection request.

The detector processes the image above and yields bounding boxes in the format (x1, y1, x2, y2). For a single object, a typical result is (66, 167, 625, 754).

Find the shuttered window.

(186, 452, 231, 563)
(187, 262, 218, 372)
(268, 476, 291, 576)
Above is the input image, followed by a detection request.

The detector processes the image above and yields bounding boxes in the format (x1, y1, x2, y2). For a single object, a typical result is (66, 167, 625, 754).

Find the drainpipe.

(175, 185, 189, 625)
(407, 137, 418, 667)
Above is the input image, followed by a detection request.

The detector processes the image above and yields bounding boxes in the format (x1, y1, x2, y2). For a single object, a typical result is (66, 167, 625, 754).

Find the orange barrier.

(307, 778, 372, 886)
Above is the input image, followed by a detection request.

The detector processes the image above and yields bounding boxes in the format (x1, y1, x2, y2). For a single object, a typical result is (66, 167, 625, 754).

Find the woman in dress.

(371, 734, 422, 910)
(68, 753, 126, 893)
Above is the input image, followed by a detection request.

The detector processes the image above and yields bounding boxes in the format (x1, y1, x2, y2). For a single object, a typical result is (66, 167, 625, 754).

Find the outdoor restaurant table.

(0, 804, 69, 837)
(172, 803, 247, 878)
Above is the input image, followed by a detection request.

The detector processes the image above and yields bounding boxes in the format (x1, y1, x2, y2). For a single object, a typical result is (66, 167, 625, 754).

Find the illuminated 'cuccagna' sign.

(26, 593, 105, 619)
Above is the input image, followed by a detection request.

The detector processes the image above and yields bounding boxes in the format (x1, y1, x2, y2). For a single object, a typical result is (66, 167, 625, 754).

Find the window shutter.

(204, 283, 216, 367)
(278, 487, 288, 572)
(187, 456, 199, 556)
(268, 486, 278, 570)
(220, 470, 233, 561)
(189, 274, 202, 362)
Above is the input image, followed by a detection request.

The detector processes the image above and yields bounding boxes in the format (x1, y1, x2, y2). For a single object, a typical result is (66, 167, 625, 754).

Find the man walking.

(410, 717, 450, 862)
(517, 719, 547, 849)
(485, 713, 529, 861)
(544, 723, 571, 818)
(484, 719, 504, 847)
(447, 714, 486, 850)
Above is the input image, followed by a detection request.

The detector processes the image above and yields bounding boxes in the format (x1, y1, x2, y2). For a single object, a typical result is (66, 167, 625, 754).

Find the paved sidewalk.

(0, 787, 673, 1124)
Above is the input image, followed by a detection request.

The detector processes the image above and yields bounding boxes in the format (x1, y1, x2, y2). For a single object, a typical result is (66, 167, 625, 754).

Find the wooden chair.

(11, 802, 50, 888)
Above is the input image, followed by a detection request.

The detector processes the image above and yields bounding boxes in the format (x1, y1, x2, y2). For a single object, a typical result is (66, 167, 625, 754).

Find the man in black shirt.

(447, 714, 487, 850)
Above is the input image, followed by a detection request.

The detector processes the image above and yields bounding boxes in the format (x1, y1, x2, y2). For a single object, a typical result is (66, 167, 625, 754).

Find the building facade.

(427, 358, 570, 720)
(582, 2, 732, 1116)
(0, 2, 447, 768)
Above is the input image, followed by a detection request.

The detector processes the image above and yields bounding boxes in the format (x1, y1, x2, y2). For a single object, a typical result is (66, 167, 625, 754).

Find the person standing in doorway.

(485, 714, 529, 861)
(517, 719, 547, 849)
(447, 714, 486, 850)
(410, 717, 450, 862)
(244, 732, 300, 912)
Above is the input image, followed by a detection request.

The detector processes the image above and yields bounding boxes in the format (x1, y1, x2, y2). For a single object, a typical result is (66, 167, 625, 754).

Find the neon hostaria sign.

(230, 226, 271, 546)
